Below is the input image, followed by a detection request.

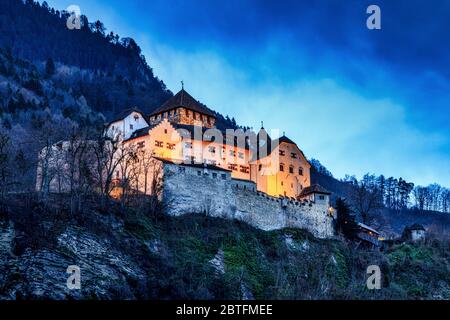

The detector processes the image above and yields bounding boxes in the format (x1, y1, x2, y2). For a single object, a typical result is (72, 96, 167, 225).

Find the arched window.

(299, 167, 303, 176)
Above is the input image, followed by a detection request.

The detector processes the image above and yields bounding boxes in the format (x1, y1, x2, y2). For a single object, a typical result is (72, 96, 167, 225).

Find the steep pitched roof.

(107, 107, 148, 126)
(408, 223, 426, 231)
(278, 135, 297, 145)
(123, 125, 156, 142)
(358, 223, 380, 235)
(299, 184, 331, 196)
(150, 89, 216, 117)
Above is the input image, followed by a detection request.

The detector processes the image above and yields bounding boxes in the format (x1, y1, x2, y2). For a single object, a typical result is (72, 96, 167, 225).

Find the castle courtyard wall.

(161, 163, 334, 239)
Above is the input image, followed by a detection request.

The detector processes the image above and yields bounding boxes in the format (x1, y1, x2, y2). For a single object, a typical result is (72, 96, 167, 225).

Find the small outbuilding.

(298, 184, 331, 204)
(402, 224, 426, 242)
(356, 222, 381, 248)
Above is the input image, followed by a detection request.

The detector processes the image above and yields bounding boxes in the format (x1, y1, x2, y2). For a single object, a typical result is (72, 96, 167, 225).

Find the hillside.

(0, 0, 171, 119)
(0, 0, 239, 130)
(311, 168, 450, 237)
(1, 194, 449, 300)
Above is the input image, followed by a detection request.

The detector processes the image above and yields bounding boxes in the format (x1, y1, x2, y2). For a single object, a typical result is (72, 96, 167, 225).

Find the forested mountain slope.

(0, 0, 239, 129)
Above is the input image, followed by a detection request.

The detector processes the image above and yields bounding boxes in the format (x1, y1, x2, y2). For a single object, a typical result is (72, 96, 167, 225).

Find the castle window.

(164, 129, 168, 134)
(134, 114, 139, 121)
(166, 143, 175, 150)
(239, 166, 250, 174)
(184, 142, 193, 149)
(280, 164, 285, 172)
(179, 167, 186, 173)
(130, 124, 134, 130)
(208, 146, 216, 153)
(186, 110, 191, 118)
(229, 150, 236, 157)
(137, 141, 145, 149)
(258, 164, 262, 171)
(221, 174, 227, 180)
(279, 150, 285, 156)
(228, 164, 237, 171)
(212, 173, 217, 178)
(289, 166, 294, 174)
(238, 152, 244, 159)
(112, 125, 115, 130)
(197, 170, 202, 176)
(281, 181, 284, 186)
(155, 140, 163, 147)
(291, 152, 297, 159)
(319, 195, 325, 200)
(299, 167, 303, 176)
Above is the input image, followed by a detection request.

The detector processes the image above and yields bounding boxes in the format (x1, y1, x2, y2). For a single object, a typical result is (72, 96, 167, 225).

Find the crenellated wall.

(161, 162, 335, 239)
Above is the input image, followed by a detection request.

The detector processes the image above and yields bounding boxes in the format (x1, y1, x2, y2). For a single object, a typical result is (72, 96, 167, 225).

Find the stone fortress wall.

(161, 162, 335, 239)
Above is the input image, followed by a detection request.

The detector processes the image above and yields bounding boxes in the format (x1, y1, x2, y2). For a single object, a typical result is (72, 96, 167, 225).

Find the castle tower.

(148, 89, 217, 128)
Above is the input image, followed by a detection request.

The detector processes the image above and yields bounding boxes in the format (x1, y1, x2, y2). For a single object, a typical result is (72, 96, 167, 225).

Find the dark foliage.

(0, 0, 240, 129)
(335, 198, 358, 240)
(44, 58, 55, 78)
(2, 194, 448, 300)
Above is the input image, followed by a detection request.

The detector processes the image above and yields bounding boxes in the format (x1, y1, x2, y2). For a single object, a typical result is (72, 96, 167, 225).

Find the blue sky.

(47, 0, 450, 186)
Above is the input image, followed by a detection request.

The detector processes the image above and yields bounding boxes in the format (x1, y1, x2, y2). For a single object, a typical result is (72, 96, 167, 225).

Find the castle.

(107, 88, 313, 199)
(37, 88, 335, 238)
(106, 88, 335, 238)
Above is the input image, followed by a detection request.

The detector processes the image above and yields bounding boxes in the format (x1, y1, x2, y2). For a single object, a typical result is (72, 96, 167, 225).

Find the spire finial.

(261, 121, 264, 129)
(283, 131, 286, 136)
(181, 80, 184, 90)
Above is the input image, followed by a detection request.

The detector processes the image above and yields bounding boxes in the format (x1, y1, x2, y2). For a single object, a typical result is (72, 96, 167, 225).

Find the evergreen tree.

(335, 198, 359, 240)
(45, 58, 55, 78)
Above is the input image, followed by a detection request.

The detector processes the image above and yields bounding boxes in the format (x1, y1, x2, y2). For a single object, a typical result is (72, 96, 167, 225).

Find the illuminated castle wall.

(112, 89, 312, 199)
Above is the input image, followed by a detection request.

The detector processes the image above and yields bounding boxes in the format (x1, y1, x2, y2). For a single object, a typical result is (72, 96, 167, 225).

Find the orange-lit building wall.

(251, 141, 311, 198)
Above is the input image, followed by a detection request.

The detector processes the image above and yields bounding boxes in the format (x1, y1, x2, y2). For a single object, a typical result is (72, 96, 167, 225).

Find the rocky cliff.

(0, 195, 449, 300)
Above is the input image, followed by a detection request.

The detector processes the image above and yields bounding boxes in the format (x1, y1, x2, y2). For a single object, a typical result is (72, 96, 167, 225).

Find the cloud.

(141, 40, 450, 186)
(44, 0, 450, 186)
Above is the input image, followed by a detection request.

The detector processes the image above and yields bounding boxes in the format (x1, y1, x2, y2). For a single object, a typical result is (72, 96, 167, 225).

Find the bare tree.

(91, 132, 130, 204)
(62, 127, 94, 214)
(0, 130, 11, 209)
(413, 186, 427, 211)
(413, 184, 450, 213)
(348, 174, 384, 224)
